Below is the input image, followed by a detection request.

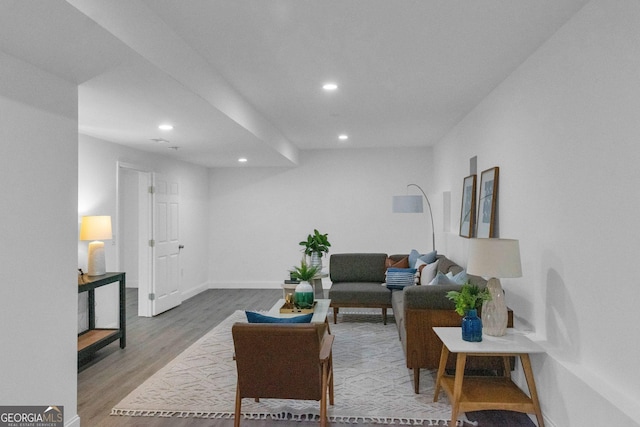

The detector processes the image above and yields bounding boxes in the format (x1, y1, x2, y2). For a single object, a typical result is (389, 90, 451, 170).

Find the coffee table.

(433, 327, 545, 427)
(268, 298, 331, 325)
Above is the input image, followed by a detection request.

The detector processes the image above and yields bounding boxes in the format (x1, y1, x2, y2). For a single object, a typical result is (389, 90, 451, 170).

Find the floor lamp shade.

(392, 184, 436, 251)
(392, 195, 423, 213)
(80, 215, 112, 276)
(466, 238, 522, 336)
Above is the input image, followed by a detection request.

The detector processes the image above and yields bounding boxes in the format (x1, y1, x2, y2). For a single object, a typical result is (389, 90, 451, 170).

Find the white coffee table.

(433, 327, 546, 427)
(268, 298, 331, 325)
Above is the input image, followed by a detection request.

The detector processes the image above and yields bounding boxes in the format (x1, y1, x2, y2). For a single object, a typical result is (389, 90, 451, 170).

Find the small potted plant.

(289, 260, 320, 309)
(446, 282, 491, 342)
(299, 229, 331, 269)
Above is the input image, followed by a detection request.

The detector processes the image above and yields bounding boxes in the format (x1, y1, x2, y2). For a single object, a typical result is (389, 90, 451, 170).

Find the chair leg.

(328, 352, 335, 405)
(234, 387, 241, 427)
(321, 363, 328, 427)
(332, 307, 339, 324)
(414, 367, 420, 394)
(382, 308, 387, 325)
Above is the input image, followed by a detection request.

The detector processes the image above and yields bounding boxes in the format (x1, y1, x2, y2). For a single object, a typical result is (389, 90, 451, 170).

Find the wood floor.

(78, 288, 536, 427)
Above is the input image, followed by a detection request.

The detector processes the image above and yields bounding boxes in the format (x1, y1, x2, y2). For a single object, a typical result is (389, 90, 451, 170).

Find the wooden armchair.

(231, 322, 335, 427)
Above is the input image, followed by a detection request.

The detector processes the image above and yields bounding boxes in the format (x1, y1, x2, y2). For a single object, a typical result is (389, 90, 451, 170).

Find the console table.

(433, 327, 545, 427)
(78, 272, 126, 367)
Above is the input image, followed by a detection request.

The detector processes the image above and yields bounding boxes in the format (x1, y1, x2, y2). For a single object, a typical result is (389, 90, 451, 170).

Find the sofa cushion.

(330, 253, 388, 283)
(328, 282, 392, 305)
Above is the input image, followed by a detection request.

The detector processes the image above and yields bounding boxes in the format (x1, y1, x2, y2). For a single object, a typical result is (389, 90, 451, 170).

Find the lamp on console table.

(79, 215, 112, 276)
(392, 184, 436, 251)
(466, 238, 522, 336)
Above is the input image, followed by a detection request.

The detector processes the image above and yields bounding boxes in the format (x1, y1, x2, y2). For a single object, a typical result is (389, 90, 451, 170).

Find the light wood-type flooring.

(78, 289, 535, 427)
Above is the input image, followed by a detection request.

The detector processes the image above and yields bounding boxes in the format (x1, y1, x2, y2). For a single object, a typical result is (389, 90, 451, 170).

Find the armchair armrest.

(319, 334, 334, 362)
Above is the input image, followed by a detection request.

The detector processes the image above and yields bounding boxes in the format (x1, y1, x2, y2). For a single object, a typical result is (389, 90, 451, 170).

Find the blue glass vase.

(461, 308, 482, 342)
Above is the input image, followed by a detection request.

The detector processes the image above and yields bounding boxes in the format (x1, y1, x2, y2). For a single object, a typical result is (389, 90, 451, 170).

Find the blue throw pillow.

(245, 311, 313, 323)
(409, 249, 437, 268)
(418, 250, 437, 265)
(385, 268, 417, 290)
(451, 269, 467, 284)
(428, 270, 467, 286)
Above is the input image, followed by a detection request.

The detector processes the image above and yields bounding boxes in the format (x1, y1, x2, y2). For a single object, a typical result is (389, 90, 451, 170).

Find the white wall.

(433, 1, 640, 425)
(78, 135, 210, 325)
(0, 52, 79, 426)
(209, 147, 437, 287)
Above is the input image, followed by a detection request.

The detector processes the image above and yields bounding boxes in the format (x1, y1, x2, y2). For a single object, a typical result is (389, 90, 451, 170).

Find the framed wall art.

(459, 174, 476, 238)
(477, 166, 499, 238)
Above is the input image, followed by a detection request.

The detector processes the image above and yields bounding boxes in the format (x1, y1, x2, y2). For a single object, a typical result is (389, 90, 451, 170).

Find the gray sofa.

(328, 252, 514, 393)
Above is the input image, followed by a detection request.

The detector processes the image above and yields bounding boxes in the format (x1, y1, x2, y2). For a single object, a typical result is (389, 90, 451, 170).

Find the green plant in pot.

(289, 260, 320, 309)
(446, 282, 491, 342)
(299, 229, 331, 270)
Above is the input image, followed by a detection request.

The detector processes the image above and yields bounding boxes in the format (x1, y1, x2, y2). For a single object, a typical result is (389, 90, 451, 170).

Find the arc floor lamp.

(392, 184, 435, 251)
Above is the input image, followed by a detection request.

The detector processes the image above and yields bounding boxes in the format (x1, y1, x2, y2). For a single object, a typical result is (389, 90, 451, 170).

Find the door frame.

(116, 161, 153, 317)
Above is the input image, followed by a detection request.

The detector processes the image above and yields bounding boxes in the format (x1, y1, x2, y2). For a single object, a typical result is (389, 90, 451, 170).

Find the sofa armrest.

(403, 284, 460, 311)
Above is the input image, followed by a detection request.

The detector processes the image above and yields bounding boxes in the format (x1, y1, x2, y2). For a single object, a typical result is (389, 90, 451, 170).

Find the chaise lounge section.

(328, 253, 392, 324)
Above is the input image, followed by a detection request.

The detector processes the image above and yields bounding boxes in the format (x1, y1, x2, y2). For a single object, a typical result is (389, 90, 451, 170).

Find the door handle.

(178, 245, 184, 250)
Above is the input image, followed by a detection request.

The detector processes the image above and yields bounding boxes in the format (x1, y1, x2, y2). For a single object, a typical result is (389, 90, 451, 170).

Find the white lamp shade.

(466, 238, 522, 278)
(79, 216, 112, 241)
(392, 195, 423, 213)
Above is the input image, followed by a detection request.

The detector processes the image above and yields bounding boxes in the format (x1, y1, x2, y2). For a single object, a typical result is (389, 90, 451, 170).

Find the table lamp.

(80, 215, 112, 276)
(392, 184, 435, 251)
(466, 238, 521, 336)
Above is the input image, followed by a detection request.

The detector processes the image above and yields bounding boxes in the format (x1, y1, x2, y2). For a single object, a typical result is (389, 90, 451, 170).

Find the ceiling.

(1, 0, 589, 167)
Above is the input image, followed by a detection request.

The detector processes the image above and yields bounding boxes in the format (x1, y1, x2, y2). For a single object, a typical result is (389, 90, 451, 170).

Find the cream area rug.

(111, 310, 467, 425)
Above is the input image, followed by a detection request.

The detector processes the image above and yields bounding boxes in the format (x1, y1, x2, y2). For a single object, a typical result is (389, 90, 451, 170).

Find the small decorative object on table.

(289, 260, 320, 309)
(446, 282, 491, 342)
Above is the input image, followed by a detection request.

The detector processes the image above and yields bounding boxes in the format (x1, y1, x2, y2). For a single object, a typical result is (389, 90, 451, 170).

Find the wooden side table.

(433, 327, 545, 427)
(78, 272, 126, 368)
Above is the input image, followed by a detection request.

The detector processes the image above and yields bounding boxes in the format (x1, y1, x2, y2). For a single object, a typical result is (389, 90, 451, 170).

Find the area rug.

(111, 310, 466, 425)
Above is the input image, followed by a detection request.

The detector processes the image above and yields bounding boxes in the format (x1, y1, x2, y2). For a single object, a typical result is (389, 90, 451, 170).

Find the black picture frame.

(477, 166, 499, 238)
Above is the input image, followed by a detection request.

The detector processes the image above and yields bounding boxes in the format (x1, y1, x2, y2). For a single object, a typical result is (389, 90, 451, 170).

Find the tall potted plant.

(299, 229, 331, 270)
(446, 283, 491, 342)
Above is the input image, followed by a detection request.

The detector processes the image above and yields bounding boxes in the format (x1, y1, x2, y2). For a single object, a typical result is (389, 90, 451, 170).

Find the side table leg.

(450, 353, 467, 427)
(521, 354, 545, 427)
(433, 345, 449, 401)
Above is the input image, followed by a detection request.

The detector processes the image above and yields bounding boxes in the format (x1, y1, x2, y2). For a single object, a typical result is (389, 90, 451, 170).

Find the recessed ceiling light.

(338, 134, 349, 141)
(158, 124, 174, 131)
(322, 83, 338, 91)
(238, 158, 248, 163)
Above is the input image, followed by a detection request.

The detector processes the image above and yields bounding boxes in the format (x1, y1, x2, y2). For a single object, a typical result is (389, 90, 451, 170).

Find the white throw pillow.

(420, 260, 440, 285)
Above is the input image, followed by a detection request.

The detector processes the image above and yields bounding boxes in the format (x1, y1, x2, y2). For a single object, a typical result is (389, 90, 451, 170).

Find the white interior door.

(152, 174, 181, 316)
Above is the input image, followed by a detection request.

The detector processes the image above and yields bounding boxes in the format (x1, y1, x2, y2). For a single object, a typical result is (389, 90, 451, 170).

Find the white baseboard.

(208, 281, 283, 289)
(208, 280, 331, 289)
(181, 281, 209, 300)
